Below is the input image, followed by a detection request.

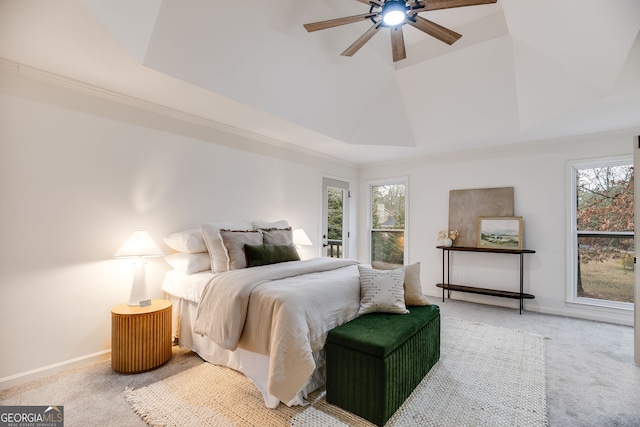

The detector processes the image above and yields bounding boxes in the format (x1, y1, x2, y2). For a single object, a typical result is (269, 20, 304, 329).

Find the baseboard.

(425, 291, 634, 326)
(0, 350, 111, 391)
(530, 305, 633, 327)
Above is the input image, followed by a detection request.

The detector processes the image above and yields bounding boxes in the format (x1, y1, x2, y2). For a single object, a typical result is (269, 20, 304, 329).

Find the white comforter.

(193, 257, 360, 403)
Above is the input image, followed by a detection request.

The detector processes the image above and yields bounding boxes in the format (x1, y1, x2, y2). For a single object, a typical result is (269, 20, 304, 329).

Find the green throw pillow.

(244, 244, 300, 267)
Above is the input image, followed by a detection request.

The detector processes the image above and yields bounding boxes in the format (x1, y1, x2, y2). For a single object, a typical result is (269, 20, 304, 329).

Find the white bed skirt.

(167, 295, 326, 408)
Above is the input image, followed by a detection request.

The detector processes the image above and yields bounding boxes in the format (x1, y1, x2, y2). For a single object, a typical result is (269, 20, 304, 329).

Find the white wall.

(0, 70, 358, 387)
(359, 132, 637, 325)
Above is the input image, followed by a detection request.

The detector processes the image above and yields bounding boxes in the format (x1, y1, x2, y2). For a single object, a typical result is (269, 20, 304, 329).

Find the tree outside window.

(327, 188, 343, 241)
(575, 163, 634, 303)
(370, 182, 406, 269)
(326, 188, 344, 258)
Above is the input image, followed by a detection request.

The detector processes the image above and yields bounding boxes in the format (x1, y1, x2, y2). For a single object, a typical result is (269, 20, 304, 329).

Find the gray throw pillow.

(219, 229, 263, 270)
(260, 227, 293, 245)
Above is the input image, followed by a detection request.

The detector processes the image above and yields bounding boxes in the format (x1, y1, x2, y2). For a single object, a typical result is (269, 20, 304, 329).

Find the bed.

(160, 220, 362, 408)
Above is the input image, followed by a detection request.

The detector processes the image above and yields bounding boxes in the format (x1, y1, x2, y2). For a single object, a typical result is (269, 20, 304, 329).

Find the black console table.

(436, 246, 536, 314)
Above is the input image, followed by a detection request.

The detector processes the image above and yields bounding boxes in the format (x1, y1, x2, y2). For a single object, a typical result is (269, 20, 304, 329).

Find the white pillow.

(358, 265, 409, 315)
(164, 253, 211, 275)
(251, 219, 289, 230)
(201, 220, 252, 273)
(163, 229, 207, 253)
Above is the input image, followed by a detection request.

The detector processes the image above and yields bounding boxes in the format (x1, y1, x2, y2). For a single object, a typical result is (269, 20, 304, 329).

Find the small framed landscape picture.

(477, 216, 523, 250)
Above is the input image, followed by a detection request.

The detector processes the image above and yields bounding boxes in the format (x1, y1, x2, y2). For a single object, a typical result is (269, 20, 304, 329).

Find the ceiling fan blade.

(354, 0, 384, 6)
(304, 13, 378, 32)
(341, 23, 383, 57)
(406, 15, 462, 45)
(390, 26, 406, 62)
(411, 0, 496, 13)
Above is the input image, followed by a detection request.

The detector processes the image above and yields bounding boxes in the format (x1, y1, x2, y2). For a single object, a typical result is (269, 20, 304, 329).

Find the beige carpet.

(125, 317, 548, 426)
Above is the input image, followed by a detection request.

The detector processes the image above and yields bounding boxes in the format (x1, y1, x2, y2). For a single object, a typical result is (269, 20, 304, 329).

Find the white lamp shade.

(293, 228, 313, 246)
(114, 231, 165, 258)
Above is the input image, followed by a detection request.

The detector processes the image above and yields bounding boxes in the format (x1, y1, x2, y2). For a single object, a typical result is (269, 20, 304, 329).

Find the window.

(570, 158, 634, 308)
(369, 179, 407, 269)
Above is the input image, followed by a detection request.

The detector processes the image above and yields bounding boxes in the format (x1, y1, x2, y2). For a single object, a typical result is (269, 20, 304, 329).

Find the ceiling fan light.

(382, 1, 407, 26)
(383, 10, 405, 25)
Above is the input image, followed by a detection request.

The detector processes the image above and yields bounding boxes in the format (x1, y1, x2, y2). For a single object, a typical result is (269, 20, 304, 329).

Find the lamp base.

(127, 258, 149, 306)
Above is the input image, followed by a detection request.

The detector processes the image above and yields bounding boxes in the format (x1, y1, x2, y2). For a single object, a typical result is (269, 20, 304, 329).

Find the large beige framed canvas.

(449, 187, 514, 248)
(477, 216, 523, 250)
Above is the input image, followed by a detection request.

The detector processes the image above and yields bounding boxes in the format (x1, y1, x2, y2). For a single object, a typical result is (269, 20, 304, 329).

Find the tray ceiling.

(1, 0, 639, 164)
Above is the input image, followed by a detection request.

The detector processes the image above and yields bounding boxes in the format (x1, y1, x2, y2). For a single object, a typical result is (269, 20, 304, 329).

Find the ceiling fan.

(304, 0, 497, 62)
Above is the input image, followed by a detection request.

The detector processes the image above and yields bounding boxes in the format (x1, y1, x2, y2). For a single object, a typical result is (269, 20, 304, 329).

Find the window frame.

(566, 155, 634, 311)
(368, 176, 409, 266)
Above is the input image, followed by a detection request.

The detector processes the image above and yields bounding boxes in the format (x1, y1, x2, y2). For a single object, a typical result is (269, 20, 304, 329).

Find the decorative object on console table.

(436, 246, 535, 314)
(437, 229, 460, 247)
(111, 299, 172, 374)
(113, 231, 165, 306)
(477, 216, 523, 250)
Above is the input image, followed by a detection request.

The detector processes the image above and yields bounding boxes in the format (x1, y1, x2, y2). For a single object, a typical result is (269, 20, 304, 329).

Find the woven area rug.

(125, 317, 548, 426)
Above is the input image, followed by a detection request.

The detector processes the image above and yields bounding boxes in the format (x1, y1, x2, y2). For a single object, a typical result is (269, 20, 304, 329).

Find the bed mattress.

(161, 269, 215, 303)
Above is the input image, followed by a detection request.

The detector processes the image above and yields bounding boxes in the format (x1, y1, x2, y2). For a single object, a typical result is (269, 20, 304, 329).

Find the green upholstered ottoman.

(325, 305, 440, 426)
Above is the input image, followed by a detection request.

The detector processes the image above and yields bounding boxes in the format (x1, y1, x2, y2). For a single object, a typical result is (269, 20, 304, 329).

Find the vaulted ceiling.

(1, 0, 640, 164)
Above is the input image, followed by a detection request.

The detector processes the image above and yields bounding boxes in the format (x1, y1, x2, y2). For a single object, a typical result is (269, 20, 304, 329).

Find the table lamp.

(113, 230, 165, 306)
(293, 228, 313, 248)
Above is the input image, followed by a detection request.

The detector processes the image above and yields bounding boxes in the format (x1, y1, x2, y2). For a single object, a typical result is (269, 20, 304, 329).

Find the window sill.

(567, 298, 633, 313)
